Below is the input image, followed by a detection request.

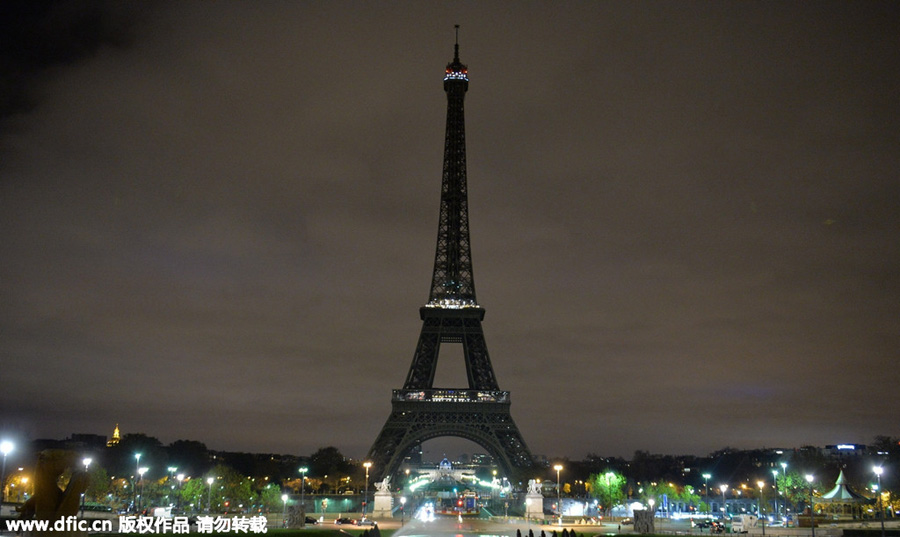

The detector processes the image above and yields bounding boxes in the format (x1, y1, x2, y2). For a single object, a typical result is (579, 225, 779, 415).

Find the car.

(304, 517, 318, 525)
(357, 518, 376, 526)
(621, 518, 633, 525)
(334, 517, 354, 525)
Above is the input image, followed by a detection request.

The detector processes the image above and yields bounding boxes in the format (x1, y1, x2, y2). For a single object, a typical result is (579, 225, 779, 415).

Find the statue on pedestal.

(524, 479, 544, 520)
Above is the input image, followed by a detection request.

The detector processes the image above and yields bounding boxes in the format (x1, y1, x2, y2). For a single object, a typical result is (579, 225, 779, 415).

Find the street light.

(363, 462, 372, 519)
(133, 453, 141, 513)
(771, 470, 779, 521)
(780, 463, 787, 521)
(281, 494, 289, 528)
(176, 474, 185, 510)
(138, 467, 148, 513)
(805, 474, 815, 537)
(757, 480, 766, 536)
(81, 458, 93, 519)
(401, 496, 407, 526)
(874, 467, 885, 537)
(702, 473, 712, 517)
(720, 484, 728, 517)
(207, 477, 215, 513)
(298, 467, 308, 527)
(554, 464, 563, 526)
(0, 441, 13, 503)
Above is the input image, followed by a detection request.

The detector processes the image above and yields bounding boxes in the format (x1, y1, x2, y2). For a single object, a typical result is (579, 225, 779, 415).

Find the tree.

(776, 470, 823, 512)
(206, 464, 256, 513)
(589, 471, 626, 516)
(179, 477, 207, 512)
(167, 440, 211, 477)
(643, 482, 679, 514)
(106, 433, 167, 489)
(258, 483, 284, 514)
(85, 465, 111, 503)
(309, 447, 350, 478)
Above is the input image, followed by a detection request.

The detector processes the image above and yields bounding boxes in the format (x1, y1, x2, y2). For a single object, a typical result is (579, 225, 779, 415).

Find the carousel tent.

(815, 470, 873, 519)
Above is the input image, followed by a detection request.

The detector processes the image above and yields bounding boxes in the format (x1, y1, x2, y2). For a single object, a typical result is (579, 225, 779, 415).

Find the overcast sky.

(1, 1, 898, 463)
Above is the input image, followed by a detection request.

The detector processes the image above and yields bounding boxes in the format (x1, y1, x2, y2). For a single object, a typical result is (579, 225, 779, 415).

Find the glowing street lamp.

(702, 473, 711, 517)
(299, 467, 308, 527)
(0, 441, 14, 503)
(757, 480, 766, 536)
(780, 463, 787, 520)
(771, 470, 779, 520)
(400, 496, 407, 526)
(281, 494, 289, 528)
(207, 477, 215, 513)
(720, 484, 729, 516)
(81, 458, 93, 518)
(363, 462, 372, 518)
(805, 474, 815, 537)
(133, 453, 141, 512)
(138, 467, 148, 513)
(873, 467, 885, 537)
(176, 474, 185, 510)
(554, 464, 563, 526)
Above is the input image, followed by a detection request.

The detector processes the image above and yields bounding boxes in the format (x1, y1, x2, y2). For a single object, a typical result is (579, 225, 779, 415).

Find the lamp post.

(554, 464, 563, 526)
(401, 496, 407, 526)
(138, 467, 148, 513)
(363, 462, 372, 519)
(703, 473, 711, 517)
(805, 474, 815, 537)
(176, 474, 184, 510)
(281, 494, 288, 528)
(874, 467, 885, 537)
(299, 466, 308, 526)
(781, 463, 787, 521)
(720, 485, 728, 518)
(757, 480, 766, 536)
(81, 458, 93, 519)
(133, 453, 141, 512)
(0, 441, 13, 503)
(207, 477, 215, 513)
(771, 470, 780, 522)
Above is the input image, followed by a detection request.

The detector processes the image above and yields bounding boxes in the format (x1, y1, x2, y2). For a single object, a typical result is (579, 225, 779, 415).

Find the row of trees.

(6, 436, 367, 513)
(583, 467, 897, 518)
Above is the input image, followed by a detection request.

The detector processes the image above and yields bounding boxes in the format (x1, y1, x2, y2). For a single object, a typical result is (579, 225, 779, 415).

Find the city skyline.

(1, 3, 898, 461)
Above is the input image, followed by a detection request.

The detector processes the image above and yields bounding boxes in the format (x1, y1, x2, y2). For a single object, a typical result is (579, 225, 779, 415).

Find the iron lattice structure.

(367, 36, 534, 480)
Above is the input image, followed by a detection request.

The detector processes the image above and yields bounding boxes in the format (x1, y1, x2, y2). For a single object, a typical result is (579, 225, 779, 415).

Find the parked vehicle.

(732, 514, 759, 533)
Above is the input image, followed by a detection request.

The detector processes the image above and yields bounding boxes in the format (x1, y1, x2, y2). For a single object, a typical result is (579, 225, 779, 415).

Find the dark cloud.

(0, 0, 145, 122)
(1, 2, 898, 460)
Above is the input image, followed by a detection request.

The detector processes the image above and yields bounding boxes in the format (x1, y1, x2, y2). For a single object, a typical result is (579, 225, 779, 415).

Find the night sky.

(2, 1, 898, 462)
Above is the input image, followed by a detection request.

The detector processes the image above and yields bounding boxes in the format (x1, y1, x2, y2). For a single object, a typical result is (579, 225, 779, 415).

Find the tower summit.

(367, 30, 534, 480)
(430, 24, 474, 309)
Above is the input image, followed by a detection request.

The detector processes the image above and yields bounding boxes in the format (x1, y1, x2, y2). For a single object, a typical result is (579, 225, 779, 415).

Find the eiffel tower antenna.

(367, 30, 534, 480)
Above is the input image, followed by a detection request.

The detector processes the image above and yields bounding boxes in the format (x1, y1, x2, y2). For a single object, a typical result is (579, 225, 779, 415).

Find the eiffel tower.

(367, 30, 534, 480)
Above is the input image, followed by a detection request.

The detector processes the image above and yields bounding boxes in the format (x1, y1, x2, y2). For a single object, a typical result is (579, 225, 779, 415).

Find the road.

(386, 515, 591, 537)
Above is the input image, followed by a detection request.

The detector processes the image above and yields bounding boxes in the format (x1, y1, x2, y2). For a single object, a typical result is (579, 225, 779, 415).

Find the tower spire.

(431, 27, 472, 308)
